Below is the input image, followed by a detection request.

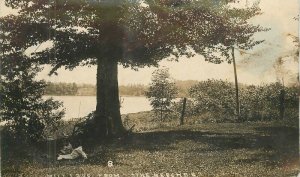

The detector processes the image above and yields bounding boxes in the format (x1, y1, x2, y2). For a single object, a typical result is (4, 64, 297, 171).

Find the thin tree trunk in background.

(160, 98, 163, 121)
(279, 89, 285, 119)
(231, 46, 240, 120)
(279, 78, 285, 119)
(180, 97, 187, 125)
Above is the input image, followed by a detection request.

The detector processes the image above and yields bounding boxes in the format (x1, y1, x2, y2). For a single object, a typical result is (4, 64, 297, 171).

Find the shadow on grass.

(83, 125, 298, 167)
(3, 124, 298, 173)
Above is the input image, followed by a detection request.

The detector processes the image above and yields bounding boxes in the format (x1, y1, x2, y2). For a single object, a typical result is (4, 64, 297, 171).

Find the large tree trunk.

(94, 57, 124, 139)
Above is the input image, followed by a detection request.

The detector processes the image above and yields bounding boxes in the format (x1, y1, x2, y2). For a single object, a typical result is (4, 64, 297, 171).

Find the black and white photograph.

(0, 0, 299, 176)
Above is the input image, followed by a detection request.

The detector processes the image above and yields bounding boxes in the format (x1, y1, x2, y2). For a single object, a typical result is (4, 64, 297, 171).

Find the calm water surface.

(43, 96, 152, 120)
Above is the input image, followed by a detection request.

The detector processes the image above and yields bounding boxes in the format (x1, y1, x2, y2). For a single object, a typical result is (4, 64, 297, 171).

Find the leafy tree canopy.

(1, 0, 265, 71)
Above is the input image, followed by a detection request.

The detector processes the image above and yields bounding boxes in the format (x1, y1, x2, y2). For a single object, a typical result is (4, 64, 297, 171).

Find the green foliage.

(1, 0, 264, 72)
(146, 68, 178, 120)
(45, 82, 78, 96)
(0, 53, 65, 142)
(202, 2, 269, 64)
(44, 82, 147, 96)
(174, 80, 199, 97)
(71, 112, 97, 146)
(1, 0, 268, 137)
(189, 79, 236, 120)
(170, 98, 196, 117)
(43, 81, 197, 97)
(240, 83, 298, 121)
(119, 84, 147, 96)
(178, 80, 298, 122)
(44, 81, 198, 97)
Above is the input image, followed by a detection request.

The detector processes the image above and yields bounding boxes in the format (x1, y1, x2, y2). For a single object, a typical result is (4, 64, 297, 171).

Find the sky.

(1, 0, 299, 86)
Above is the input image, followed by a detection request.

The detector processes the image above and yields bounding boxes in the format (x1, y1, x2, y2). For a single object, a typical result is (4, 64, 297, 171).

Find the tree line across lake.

(45, 78, 298, 122)
(44, 81, 198, 97)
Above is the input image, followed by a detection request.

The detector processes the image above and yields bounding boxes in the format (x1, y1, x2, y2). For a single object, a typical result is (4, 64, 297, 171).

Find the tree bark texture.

(94, 57, 124, 138)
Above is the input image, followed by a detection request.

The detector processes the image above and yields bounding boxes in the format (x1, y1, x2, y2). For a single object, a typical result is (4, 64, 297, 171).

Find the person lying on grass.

(57, 142, 87, 160)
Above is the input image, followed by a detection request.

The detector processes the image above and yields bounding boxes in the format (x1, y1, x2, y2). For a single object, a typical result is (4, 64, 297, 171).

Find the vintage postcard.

(0, 0, 299, 176)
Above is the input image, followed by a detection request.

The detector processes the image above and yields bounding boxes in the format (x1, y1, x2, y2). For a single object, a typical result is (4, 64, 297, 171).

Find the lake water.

(43, 96, 152, 120)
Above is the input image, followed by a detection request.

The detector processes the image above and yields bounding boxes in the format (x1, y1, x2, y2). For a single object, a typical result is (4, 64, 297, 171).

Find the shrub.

(0, 54, 65, 143)
(183, 80, 298, 122)
(188, 79, 236, 121)
(240, 83, 298, 121)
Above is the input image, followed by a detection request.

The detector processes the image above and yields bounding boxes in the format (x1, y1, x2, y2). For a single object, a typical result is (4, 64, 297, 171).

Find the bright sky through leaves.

(1, 0, 298, 86)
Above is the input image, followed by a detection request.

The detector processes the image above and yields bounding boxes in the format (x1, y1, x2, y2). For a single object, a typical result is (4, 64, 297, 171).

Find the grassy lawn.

(2, 112, 299, 177)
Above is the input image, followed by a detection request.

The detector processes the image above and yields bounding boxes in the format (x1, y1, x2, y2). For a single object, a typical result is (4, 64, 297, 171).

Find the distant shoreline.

(43, 94, 146, 97)
(44, 80, 197, 98)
